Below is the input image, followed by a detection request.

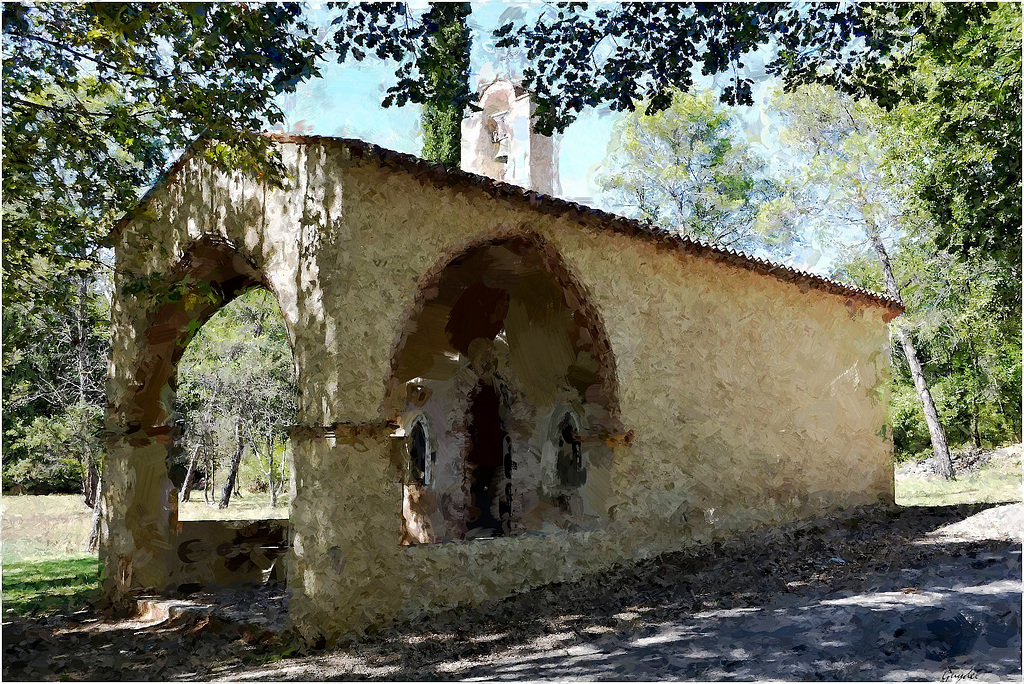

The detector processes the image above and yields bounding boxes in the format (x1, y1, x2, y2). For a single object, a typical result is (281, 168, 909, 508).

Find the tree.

(498, 3, 1020, 274)
(328, 3, 869, 166)
(219, 418, 245, 509)
(834, 241, 1022, 458)
(598, 89, 785, 251)
(765, 84, 955, 478)
(878, 4, 1021, 273)
(329, 2, 471, 166)
(3, 2, 322, 542)
(494, 3, 877, 133)
(876, 4, 1022, 309)
(2, 267, 109, 497)
(2, 2, 323, 308)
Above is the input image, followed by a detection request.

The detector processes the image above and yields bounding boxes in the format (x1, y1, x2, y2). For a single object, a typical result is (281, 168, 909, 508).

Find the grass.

(178, 490, 289, 520)
(895, 448, 1023, 507)
(2, 554, 100, 618)
(0, 491, 287, 620)
(1, 494, 94, 563)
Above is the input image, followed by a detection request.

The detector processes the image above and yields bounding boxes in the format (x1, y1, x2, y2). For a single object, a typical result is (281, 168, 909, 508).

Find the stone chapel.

(102, 79, 901, 641)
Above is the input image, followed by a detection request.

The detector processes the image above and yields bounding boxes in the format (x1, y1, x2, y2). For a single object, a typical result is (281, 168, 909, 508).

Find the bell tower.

(460, 78, 561, 196)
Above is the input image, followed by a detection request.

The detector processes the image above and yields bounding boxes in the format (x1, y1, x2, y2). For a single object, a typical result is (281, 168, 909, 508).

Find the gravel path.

(4, 502, 1021, 681)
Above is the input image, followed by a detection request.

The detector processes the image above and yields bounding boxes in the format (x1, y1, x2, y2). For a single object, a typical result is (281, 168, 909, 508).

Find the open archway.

(173, 287, 297, 521)
(124, 236, 293, 583)
(383, 232, 622, 543)
(131, 237, 269, 437)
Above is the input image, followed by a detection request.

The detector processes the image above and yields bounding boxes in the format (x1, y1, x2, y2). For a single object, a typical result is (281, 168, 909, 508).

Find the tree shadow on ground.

(1, 556, 101, 618)
(2, 502, 1021, 681)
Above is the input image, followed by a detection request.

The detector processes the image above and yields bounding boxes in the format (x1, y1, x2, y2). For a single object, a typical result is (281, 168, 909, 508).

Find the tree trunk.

(180, 441, 203, 502)
(866, 222, 954, 480)
(219, 420, 244, 509)
(969, 341, 984, 448)
(267, 436, 278, 508)
(83, 454, 99, 508)
(203, 445, 213, 505)
(74, 267, 101, 507)
(86, 476, 102, 552)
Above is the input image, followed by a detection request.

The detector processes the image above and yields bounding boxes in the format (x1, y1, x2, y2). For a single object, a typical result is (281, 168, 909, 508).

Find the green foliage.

(3, 404, 103, 494)
(764, 83, 900, 243)
(2, 555, 100, 618)
(2, 2, 323, 307)
(883, 4, 1022, 273)
(835, 238, 1022, 458)
(494, 3, 910, 135)
(598, 90, 785, 252)
(831, 252, 884, 293)
(498, 3, 1020, 312)
(175, 288, 297, 503)
(888, 384, 933, 460)
(420, 4, 471, 167)
(2, 269, 108, 494)
(120, 273, 224, 311)
(770, 80, 1020, 461)
(329, 2, 471, 166)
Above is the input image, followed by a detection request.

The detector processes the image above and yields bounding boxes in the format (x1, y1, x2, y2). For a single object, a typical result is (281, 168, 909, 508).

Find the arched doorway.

(384, 232, 621, 543)
(174, 287, 297, 521)
(465, 380, 507, 537)
(117, 236, 293, 586)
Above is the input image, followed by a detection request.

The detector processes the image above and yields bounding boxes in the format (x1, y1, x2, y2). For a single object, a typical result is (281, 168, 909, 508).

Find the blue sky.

(273, 2, 828, 272)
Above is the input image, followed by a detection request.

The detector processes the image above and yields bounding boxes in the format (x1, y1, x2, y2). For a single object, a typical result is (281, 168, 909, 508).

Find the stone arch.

(105, 234, 294, 593)
(382, 230, 623, 540)
(130, 236, 291, 438)
(382, 230, 622, 429)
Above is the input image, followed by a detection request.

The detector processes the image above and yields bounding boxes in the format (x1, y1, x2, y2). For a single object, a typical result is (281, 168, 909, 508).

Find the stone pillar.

(100, 296, 180, 603)
(287, 422, 406, 642)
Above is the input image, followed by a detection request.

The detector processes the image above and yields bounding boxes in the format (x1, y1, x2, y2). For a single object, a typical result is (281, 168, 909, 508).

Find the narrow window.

(556, 414, 587, 488)
(408, 419, 431, 486)
(488, 112, 511, 164)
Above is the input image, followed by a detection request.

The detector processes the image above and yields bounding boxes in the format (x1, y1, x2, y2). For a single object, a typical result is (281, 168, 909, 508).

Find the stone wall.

(105, 139, 896, 641)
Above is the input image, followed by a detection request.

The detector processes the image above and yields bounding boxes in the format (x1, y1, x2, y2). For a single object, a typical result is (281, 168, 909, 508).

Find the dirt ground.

(3, 499, 1021, 681)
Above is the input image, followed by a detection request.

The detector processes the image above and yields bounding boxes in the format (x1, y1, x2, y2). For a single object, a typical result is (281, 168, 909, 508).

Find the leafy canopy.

(496, 2, 1020, 271)
(2, 2, 323, 304)
(885, 3, 1022, 273)
(328, 2, 471, 166)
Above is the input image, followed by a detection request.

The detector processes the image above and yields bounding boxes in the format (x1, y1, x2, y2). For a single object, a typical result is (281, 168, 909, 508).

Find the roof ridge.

(112, 132, 903, 317)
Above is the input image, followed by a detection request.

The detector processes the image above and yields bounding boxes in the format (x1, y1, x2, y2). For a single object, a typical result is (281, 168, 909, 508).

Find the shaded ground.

(3, 501, 1021, 681)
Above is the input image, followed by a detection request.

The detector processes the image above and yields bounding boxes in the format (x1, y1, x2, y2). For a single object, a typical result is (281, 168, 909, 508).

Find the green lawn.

(2, 554, 100, 618)
(895, 450, 1023, 506)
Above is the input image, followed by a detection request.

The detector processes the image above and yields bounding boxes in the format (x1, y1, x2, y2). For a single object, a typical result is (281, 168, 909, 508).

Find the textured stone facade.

(104, 137, 899, 641)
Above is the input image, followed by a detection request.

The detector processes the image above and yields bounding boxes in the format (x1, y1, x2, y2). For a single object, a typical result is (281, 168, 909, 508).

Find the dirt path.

(4, 502, 1021, 681)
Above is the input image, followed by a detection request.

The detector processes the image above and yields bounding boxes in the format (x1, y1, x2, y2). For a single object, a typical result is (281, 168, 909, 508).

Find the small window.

(408, 419, 433, 486)
(556, 414, 587, 488)
(488, 112, 511, 164)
